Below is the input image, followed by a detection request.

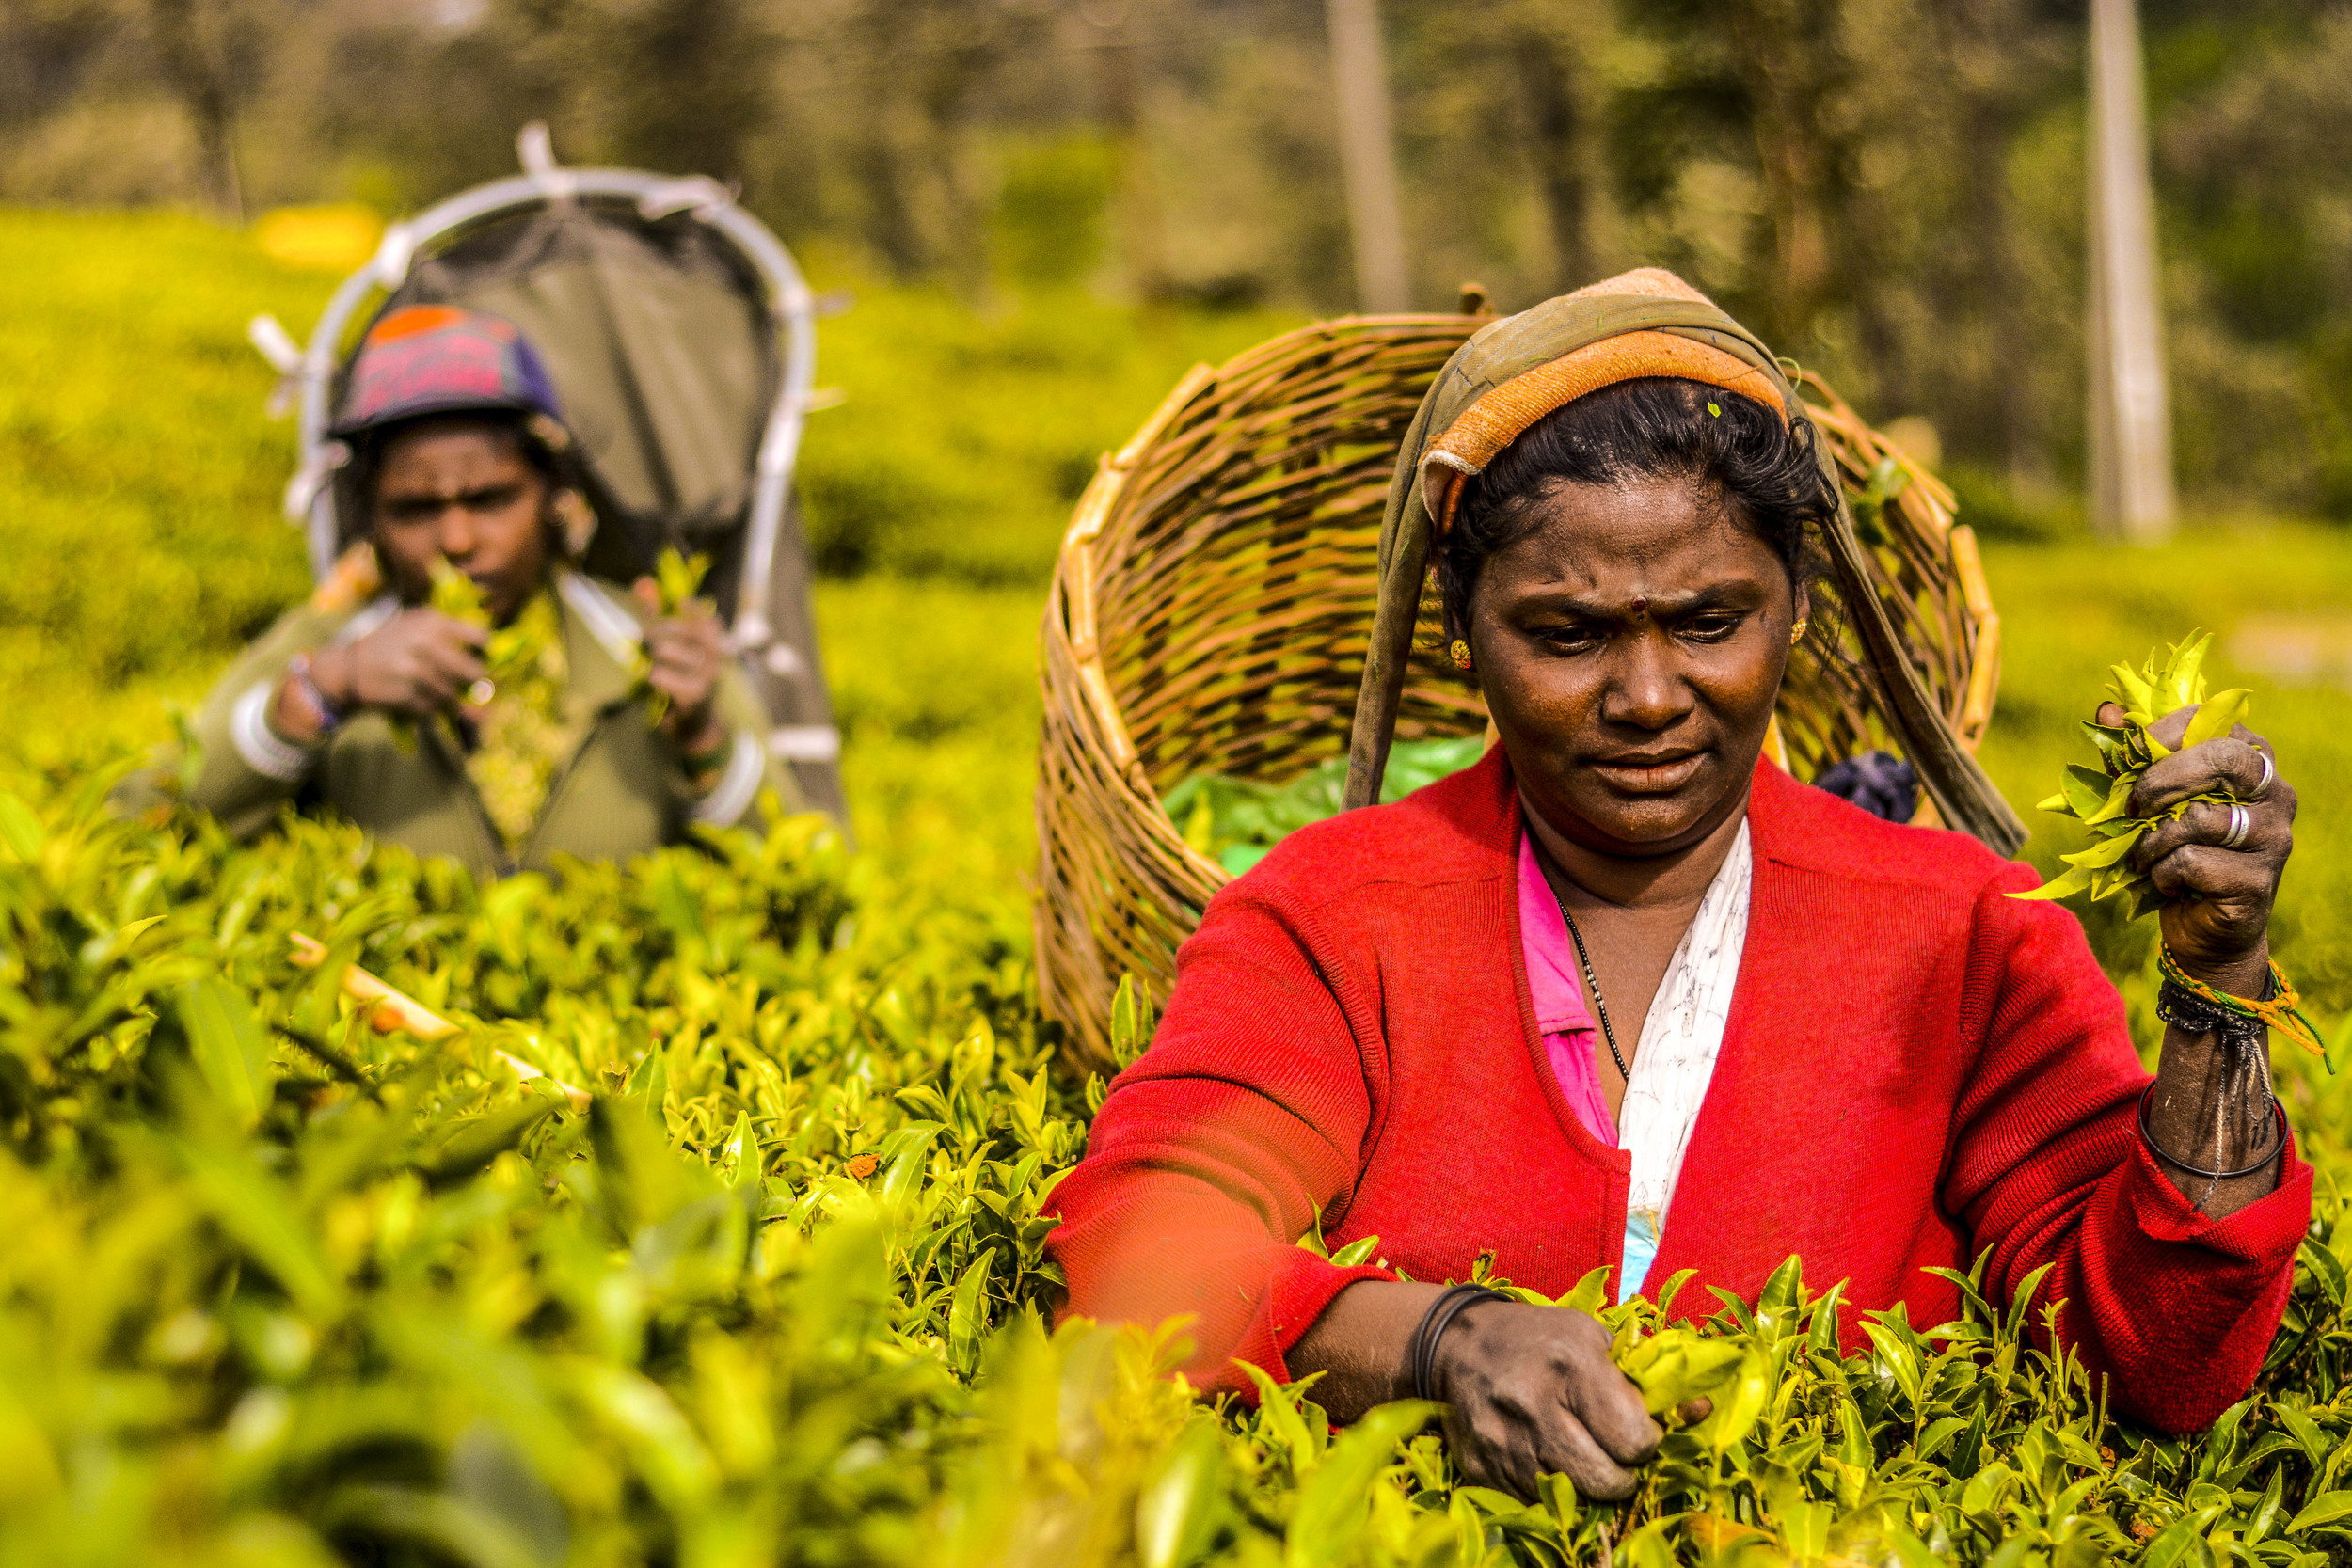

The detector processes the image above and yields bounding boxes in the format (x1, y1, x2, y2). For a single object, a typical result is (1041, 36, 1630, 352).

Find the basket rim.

(1047, 312, 1499, 897)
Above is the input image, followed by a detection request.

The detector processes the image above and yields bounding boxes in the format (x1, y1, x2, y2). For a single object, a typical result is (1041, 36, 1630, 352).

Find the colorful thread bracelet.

(2156, 943, 2325, 1057)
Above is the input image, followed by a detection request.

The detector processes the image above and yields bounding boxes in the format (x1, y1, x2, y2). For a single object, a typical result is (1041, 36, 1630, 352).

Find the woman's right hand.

(275, 611, 487, 744)
(1431, 1297, 1666, 1500)
(328, 610, 488, 716)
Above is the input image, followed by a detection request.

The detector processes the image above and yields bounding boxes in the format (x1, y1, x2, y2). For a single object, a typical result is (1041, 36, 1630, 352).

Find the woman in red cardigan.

(1043, 270, 2308, 1503)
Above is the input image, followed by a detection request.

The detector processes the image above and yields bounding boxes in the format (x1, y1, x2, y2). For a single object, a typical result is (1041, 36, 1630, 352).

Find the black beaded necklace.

(1554, 895, 1631, 1083)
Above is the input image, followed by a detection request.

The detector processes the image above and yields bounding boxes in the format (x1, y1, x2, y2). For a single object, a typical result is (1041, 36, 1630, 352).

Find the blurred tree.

(5, 0, 2352, 521)
(143, 0, 232, 214)
(1926, 0, 2059, 482)
(0, 0, 119, 138)
(1720, 0, 1858, 349)
(1078, 4, 1170, 298)
(1513, 3, 1596, 291)
(2151, 1, 2352, 517)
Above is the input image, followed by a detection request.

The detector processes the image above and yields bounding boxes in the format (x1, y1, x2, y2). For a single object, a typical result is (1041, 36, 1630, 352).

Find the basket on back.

(1036, 311, 2000, 1074)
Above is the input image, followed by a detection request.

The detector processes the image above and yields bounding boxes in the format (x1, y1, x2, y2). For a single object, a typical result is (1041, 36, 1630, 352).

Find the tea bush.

(10, 204, 2352, 1565)
(10, 757, 2352, 1568)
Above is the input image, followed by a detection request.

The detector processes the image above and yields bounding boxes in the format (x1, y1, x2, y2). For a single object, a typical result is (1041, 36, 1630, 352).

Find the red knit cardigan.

(1044, 748, 2310, 1433)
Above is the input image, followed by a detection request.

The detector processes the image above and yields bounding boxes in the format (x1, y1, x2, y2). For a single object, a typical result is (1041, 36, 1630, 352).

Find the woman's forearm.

(2145, 941, 2280, 1218)
(1284, 1279, 1444, 1422)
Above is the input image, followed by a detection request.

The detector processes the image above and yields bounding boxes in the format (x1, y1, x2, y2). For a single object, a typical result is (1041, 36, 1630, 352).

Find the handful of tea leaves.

(632, 546, 711, 723)
(1615, 1325, 1770, 1452)
(378, 559, 510, 751)
(2011, 630, 2249, 918)
(428, 558, 548, 704)
(427, 559, 572, 846)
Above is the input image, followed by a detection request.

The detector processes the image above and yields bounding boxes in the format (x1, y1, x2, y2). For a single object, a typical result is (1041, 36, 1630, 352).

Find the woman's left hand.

(634, 578, 727, 746)
(2103, 699, 2296, 993)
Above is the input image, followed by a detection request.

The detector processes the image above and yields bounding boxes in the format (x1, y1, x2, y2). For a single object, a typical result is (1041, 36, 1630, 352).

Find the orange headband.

(1420, 269, 1790, 537)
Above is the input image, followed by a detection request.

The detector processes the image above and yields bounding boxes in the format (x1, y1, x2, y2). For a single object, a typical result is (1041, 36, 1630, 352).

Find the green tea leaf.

(2182, 689, 2251, 749)
(1284, 1401, 1435, 1562)
(1236, 1362, 1318, 1475)
(2061, 826, 2143, 870)
(2284, 1490, 2352, 1536)
(1136, 1420, 1229, 1568)
(176, 978, 274, 1131)
(2008, 863, 2094, 902)
(418, 1099, 560, 1186)
(0, 791, 41, 862)
(947, 1248, 995, 1380)
(1109, 973, 1153, 1067)
(1618, 1327, 1747, 1417)
(430, 556, 491, 626)
(2083, 769, 2139, 825)
(2106, 660, 2153, 716)
(2163, 630, 2214, 715)
(2057, 766, 2109, 818)
(723, 1110, 761, 1192)
(653, 547, 710, 612)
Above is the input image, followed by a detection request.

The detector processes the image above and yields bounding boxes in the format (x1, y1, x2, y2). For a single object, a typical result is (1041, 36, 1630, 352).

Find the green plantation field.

(7, 206, 2352, 1565)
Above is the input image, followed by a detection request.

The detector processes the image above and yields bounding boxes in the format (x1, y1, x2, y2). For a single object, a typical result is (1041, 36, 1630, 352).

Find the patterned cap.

(330, 305, 566, 438)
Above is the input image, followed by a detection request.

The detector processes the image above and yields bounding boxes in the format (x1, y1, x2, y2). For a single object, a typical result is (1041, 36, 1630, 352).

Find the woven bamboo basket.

(1035, 310, 2000, 1074)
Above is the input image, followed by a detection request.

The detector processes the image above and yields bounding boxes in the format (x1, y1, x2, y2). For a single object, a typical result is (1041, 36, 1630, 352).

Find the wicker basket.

(1035, 311, 2000, 1074)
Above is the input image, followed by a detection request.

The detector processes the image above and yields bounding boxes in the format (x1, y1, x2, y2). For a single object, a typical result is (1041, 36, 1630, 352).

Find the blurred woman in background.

(163, 306, 795, 875)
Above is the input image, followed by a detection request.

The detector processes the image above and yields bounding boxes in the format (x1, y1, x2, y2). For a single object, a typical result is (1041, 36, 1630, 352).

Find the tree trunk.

(1325, 0, 1409, 312)
(1722, 0, 1851, 349)
(1517, 20, 1592, 291)
(1088, 17, 1168, 300)
(2086, 0, 2176, 542)
(146, 0, 242, 219)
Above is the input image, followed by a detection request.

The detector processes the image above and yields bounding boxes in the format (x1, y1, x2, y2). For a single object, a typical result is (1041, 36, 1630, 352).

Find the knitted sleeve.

(1944, 860, 2311, 1432)
(1043, 884, 1391, 1394)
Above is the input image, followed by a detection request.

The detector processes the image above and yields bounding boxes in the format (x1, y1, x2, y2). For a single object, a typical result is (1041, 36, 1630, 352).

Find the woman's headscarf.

(1343, 268, 2026, 855)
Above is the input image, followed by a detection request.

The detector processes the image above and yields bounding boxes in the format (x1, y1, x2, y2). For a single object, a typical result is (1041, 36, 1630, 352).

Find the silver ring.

(2220, 801, 2252, 851)
(2249, 748, 2276, 801)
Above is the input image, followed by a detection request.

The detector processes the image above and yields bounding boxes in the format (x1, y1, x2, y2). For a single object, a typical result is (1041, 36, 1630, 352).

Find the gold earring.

(1789, 618, 1808, 646)
(1448, 639, 1474, 671)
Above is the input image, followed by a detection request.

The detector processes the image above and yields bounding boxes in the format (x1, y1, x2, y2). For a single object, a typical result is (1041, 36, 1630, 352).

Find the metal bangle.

(1408, 1284, 1510, 1403)
(2137, 1081, 2286, 1181)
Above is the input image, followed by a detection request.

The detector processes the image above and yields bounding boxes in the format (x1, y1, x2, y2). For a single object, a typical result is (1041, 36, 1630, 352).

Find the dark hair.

(348, 410, 570, 506)
(336, 409, 581, 556)
(1437, 376, 1835, 641)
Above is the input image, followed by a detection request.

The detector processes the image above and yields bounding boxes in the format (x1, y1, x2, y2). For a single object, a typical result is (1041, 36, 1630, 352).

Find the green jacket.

(170, 571, 800, 877)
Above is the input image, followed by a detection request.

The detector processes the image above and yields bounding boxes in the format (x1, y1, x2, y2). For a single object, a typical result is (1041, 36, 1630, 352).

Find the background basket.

(1035, 311, 2000, 1074)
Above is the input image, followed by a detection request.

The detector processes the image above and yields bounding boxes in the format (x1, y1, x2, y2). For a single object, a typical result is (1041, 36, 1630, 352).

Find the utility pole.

(2086, 0, 2175, 542)
(1326, 0, 1409, 312)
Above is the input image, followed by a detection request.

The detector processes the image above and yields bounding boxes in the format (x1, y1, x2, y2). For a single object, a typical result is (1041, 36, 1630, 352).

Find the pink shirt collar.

(1518, 831, 1616, 1145)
